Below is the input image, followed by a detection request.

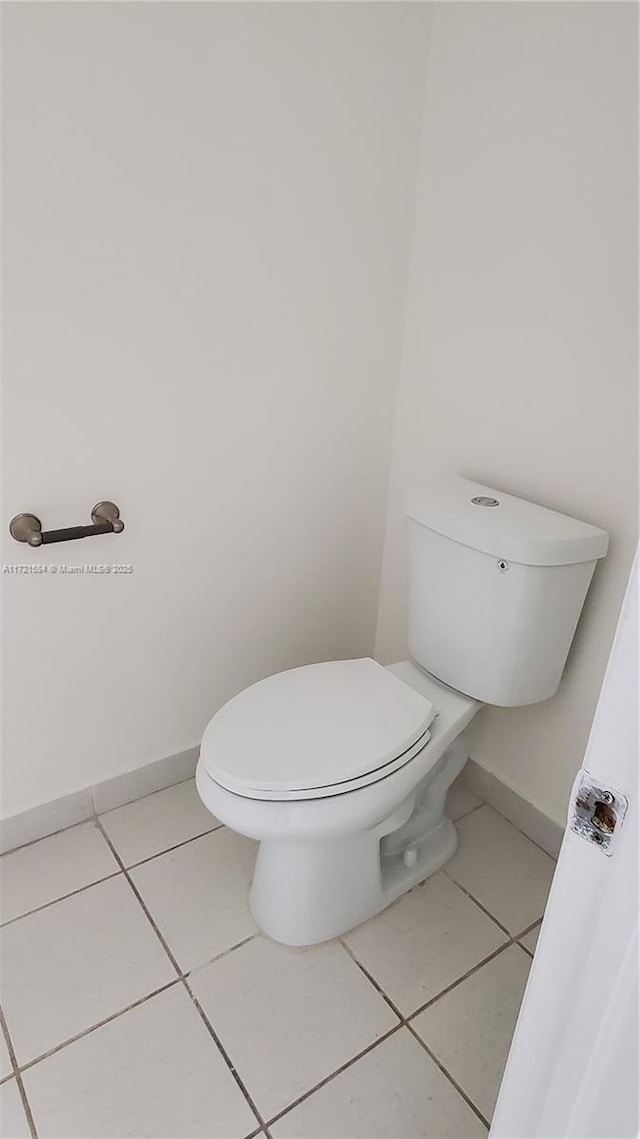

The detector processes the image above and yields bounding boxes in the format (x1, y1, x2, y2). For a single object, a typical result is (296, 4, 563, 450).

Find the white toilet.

(196, 477, 608, 946)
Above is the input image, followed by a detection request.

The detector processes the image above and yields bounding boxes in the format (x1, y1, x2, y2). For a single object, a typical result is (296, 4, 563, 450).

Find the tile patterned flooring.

(0, 777, 555, 1138)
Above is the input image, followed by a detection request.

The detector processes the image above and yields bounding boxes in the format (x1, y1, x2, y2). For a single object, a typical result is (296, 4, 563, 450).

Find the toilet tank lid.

(406, 477, 609, 567)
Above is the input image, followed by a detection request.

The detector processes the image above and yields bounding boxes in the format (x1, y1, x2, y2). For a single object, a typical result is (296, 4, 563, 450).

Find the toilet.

(196, 477, 608, 946)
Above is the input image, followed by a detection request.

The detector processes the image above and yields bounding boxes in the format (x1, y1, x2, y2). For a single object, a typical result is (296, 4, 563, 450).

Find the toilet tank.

(406, 478, 609, 707)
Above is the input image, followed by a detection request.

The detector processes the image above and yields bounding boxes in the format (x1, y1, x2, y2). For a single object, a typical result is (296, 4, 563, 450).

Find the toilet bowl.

(196, 659, 480, 945)
(197, 477, 608, 946)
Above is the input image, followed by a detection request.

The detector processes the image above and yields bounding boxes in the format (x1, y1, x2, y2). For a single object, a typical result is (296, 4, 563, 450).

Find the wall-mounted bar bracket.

(9, 513, 44, 547)
(90, 502, 124, 532)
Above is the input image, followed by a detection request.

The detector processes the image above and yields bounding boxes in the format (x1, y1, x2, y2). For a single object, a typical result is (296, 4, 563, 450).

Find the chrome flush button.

(471, 496, 500, 507)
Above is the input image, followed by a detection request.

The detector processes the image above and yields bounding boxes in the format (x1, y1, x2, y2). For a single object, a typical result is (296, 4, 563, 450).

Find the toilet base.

(249, 806, 459, 947)
(196, 719, 472, 948)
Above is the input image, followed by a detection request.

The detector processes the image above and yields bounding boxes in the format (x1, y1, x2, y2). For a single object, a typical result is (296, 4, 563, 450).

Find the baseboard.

(0, 788, 95, 857)
(0, 746, 199, 855)
(0, 746, 564, 860)
(460, 758, 564, 859)
(92, 746, 199, 814)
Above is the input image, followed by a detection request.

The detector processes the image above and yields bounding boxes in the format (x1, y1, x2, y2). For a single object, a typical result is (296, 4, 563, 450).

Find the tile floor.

(0, 777, 556, 1139)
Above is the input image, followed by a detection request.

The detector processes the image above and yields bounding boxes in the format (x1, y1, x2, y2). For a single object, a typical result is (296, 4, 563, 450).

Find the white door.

(491, 551, 638, 1139)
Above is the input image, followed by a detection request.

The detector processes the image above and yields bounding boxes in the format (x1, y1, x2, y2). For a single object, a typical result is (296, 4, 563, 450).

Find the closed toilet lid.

(201, 658, 435, 800)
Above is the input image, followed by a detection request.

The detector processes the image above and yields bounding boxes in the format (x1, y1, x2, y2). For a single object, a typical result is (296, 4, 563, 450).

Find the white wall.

(4, 2, 636, 829)
(375, 2, 638, 825)
(1, 2, 431, 817)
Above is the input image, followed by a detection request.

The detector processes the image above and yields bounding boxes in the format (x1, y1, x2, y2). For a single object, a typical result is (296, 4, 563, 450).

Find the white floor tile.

(446, 807, 556, 934)
(271, 1028, 486, 1139)
(0, 1026, 13, 1081)
(0, 876, 175, 1065)
(130, 828, 257, 973)
(23, 984, 257, 1139)
(412, 945, 531, 1120)
(100, 779, 219, 867)
(189, 936, 398, 1121)
(343, 873, 506, 1015)
(446, 781, 482, 822)
(0, 822, 119, 925)
(0, 1079, 31, 1139)
(519, 923, 541, 954)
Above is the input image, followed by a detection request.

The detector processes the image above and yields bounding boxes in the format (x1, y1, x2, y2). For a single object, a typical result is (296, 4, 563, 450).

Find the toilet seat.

(201, 658, 435, 801)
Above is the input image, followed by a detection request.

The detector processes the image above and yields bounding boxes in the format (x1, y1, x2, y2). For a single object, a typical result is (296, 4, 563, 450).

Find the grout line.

(0, 771, 205, 860)
(124, 823, 224, 871)
(97, 818, 258, 982)
(96, 817, 266, 1133)
(405, 1020, 491, 1131)
(342, 923, 519, 1029)
(0, 1005, 19, 1081)
(515, 918, 543, 940)
(451, 799, 486, 823)
(442, 870, 513, 937)
(16, 980, 182, 1077)
(0, 1006, 38, 1138)
(264, 1023, 404, 1130)
(338, 929, 512, 1134)
(94, 819, 184, 977)
(473, 801, 560, 863)
(14, 1071, 39, 1139)
(5, 821, 262, 1122)
(184, 983, 266, 1134)
(0, 870, 123, 929)
(0, 814, 96, 860)
(1, 822, 227, 931)
(515, 918, 542, 959)
(405, 940, 517, 1022)
(185, 933, 260, 979)
(339, 940, 404, 1021)
(92, 771, 198, 818)
(3, 783, 546, 1137)
(10, 932, 263, 1081)
(443, 801, 552, 941)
